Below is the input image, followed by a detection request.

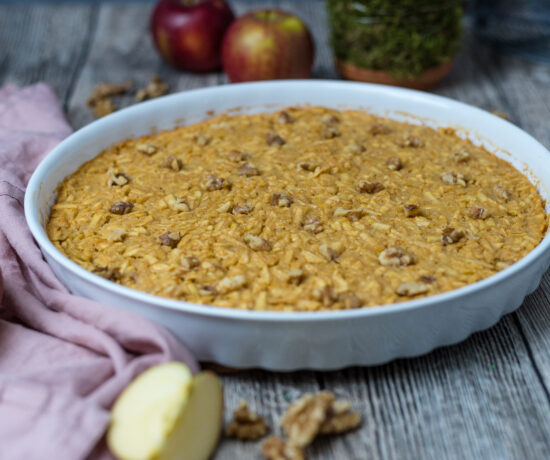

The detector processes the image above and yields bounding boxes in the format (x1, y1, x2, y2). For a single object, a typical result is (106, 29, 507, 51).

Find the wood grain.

(3, 2, 550, 459)
(0, 4, 98, 108)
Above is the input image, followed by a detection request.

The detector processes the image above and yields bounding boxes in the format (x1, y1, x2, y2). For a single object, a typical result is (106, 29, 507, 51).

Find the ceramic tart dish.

(25, 81, 550, 370)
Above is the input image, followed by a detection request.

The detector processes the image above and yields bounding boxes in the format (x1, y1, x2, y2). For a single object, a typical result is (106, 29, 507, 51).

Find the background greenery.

(327, 0, 464, 78)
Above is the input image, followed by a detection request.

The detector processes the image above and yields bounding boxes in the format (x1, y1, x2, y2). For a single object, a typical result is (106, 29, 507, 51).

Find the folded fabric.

(0, 83, 198, 460)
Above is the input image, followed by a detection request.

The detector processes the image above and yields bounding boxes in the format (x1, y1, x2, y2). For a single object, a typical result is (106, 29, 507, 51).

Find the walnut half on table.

(260, 391, 362, 460)
(87, 76, 169, 119)
(280, 391, 361, 447)
(225, 400, 269, 441)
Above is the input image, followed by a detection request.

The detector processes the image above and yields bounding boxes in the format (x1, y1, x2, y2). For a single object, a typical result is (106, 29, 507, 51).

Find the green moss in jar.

(327, 0, 464, 78)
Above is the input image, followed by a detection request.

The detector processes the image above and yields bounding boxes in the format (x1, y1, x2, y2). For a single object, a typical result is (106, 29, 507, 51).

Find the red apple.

(151, 0, 235, 72)
(222, 9, 315, 82)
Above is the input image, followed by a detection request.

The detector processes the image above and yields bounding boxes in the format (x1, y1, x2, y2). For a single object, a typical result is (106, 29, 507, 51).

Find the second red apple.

(222, 10, 315, 82)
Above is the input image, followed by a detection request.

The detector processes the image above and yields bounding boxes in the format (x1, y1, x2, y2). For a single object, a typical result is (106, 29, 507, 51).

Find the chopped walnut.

(262, 436, 304, 460)
(369, 123, 390, 135)
(302, 216, 323, 234)
(280, 391, 333, 447)
(319, 398, 362, 435)
(469, 207, 490, 219)
(107, 172, 129, 186)
(104, 227, 127, 242)
(87, 80, 133, 106)
(135, 75, 169, 102)
(196, 133, 211, 146)
(396, 282, 430, 296)
(297, 161, 318, 172)
(347, 210, 366, 221)
(358, 181, 385, 194)
(228, 149, 249, 162)
(217, 275, 247, 294)
(232, 204, 254, 215)
(200, 285, 217, 296)
(159, 231, 181, 248)
(419, 275, 436, 283)
(386, 157, 403, 171)
(271, 193, 293, 207)
(163, 155, 183, 171)
(401, 134, 424, 148)
(136, 143, 158, 156)
(226, 400, 269, 441)
(441, 171, 467, 187)
(110, 201, 133, 215)
(238, 162, 261, 177)
(218, 201, 234, 213)
(321, 114, 339, 125)
(441, 227, 465, 246)
(287, 269, 304, 285)
(343, 294, 363, 309)
(267, 131, 286, 146)
(181, 255, 200, 271)
(343, 143, 366, 155)
(378, 246, 415, 267)
(452, 148, 471, 162)
(166, 196, 190, 212)
(91, 98, 116, 118)
(322, 125, 341, 139)
(277, 111, 294, 124)
(404, 204, 422, 217)
(244, 234, 272, 251)
(313, 285, 338, 307)
(92, 266, 121, 281)
(203, 174, 230, 191)
(333, 207, 366, 222)
(493, 184, 511, 200)
(320, 242, 344, 262)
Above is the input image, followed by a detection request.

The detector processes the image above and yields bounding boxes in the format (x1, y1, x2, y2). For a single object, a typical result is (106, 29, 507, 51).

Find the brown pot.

(335, 59, 453, 91)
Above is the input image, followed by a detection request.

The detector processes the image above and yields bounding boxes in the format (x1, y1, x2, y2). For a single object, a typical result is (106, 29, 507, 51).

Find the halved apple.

(107, 362, 223, 460)
(158, 371, 224, 460)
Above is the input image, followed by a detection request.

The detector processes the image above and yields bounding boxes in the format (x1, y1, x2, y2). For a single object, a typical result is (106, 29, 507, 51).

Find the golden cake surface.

(47, 107, 547, 311)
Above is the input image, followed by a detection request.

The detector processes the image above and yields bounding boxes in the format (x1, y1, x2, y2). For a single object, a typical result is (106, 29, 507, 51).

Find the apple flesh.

(222, 9, 315, 82)
(157, 372, 224, 460)
(107, 363, 223, 460)
(151, 0, 235, 72)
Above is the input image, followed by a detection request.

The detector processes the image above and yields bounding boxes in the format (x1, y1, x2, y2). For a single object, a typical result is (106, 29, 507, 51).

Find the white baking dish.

(25, 81, 550, 370)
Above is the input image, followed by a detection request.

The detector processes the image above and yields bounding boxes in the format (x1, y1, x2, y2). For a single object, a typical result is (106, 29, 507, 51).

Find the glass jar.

(327, 0, 464, 88)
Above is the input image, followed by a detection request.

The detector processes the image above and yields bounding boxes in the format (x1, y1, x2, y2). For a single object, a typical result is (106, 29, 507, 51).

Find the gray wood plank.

(0, 4, 97, 104)
(217, 316, 550, 460)
(318, 319, 550, 460)
(444, 38, 550, 403)
(517, 274, 550, 391)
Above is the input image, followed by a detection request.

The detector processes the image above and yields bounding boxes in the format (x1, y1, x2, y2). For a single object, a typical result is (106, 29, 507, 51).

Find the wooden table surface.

(4, 2, 550, 459)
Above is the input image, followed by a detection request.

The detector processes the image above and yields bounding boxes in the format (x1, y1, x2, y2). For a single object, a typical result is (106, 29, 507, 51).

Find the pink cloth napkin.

(0, 83, 199, 460)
